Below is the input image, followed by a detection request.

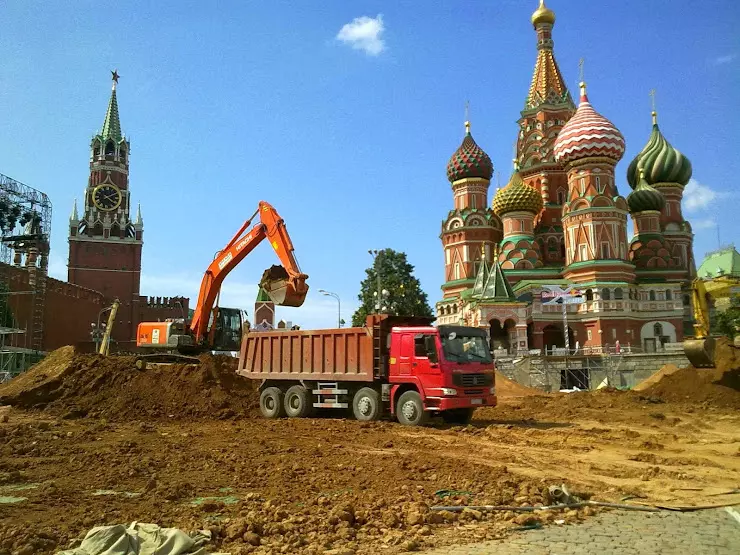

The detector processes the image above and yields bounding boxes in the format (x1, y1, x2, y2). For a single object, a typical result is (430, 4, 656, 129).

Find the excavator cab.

(259, 265, 309, 307)
(211, 307, 244, 352)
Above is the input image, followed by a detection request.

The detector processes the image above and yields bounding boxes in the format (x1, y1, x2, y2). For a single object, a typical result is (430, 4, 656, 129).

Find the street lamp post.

(319, 289, 341, 328)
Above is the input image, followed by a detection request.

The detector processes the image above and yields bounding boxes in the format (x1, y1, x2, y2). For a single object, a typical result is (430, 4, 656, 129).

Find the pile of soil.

(494, 371, 541, 398)
(0, 348, 260, 420)
(641, 338, 740, 407)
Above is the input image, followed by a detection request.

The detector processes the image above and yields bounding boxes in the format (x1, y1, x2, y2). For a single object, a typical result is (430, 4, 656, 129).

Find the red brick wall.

(1, 263, 106, 351)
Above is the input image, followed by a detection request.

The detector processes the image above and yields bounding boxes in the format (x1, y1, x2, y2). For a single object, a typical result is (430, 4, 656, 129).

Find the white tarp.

(57, 522, 229, 555)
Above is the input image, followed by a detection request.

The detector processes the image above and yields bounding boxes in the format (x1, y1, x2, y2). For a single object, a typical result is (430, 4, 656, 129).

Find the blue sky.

(1, 1, 738, 328)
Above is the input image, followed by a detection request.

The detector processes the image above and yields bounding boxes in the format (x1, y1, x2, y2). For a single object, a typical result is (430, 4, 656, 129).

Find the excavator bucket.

(259, 265, 309, 307)
(683, 336, 716, 369)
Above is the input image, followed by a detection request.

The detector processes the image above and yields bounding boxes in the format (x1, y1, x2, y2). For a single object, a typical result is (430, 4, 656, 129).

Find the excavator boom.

(188, 201, 308, 344)
(684, 278, 716, 368)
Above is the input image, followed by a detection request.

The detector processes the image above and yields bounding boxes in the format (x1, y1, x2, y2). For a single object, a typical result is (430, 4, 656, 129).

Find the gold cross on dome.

(649, 89, 656, 112)
(578, 58, 585, 83)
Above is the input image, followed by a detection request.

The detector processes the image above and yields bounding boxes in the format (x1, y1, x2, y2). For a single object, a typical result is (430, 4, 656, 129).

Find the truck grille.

(453, 373, 493, 387)
(464, 389, 485, 396)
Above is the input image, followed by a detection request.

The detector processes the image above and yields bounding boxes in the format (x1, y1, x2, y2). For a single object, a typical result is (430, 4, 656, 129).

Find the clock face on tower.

(92, 184, 122, 211)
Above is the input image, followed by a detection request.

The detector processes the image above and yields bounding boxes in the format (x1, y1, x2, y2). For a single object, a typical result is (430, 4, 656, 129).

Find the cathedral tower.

(517, 1, 575, 267)
(553, 79, 635, 284)
(626, 108, 694, 276)
(68, 71, 143, 346)
(439, 120, 502, 302)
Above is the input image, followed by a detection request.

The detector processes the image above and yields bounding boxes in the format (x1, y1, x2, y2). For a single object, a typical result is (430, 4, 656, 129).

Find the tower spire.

(578, 58, 588, 101)
(649, 88, 658, 125)
(101, 70, 122, 141)
(71, 198, 78, 221)
(526, 1, 573, 110)
(464, 100, 471, 134)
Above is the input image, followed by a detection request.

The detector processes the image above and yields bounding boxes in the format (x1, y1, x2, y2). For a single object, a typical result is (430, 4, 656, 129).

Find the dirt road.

(1, 344, 739, 554)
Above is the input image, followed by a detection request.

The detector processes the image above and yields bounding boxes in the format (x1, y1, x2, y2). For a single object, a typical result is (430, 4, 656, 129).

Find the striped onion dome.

(554, 83, 625, 165)
(492, 168, 544, 216)
(626, 113, 692, 189)
(446, 122, 494, 182)
(627, 168, 666, 213)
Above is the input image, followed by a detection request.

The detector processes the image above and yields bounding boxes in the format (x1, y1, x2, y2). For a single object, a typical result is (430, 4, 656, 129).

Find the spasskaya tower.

(68, 71, 144, 346)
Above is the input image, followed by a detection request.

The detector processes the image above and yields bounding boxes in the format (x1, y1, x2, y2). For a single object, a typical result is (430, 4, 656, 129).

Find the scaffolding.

(0, 172, 52, 377)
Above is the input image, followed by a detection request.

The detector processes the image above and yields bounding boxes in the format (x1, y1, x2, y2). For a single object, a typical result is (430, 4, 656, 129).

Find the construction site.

(0, 336, 738, 554)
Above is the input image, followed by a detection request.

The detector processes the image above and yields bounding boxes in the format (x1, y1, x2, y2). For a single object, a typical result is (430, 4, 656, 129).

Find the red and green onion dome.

(626, 114, 692, 189)
(553, 83, 625, 165)
(492, 169, 544, 216)
(446, 122, 494, 182)
(627, 169, 666, 213)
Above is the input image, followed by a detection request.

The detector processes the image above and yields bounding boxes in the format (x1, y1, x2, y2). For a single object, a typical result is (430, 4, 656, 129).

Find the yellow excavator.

(683, 276, 739, 368)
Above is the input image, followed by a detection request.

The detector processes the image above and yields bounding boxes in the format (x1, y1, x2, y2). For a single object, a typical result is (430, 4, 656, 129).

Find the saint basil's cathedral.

(436, 1, 695, 354)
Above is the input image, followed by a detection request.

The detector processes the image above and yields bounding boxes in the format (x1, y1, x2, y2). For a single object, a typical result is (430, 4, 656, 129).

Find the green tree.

(712, 294, 740, 340)
(351, 249, 434, 326)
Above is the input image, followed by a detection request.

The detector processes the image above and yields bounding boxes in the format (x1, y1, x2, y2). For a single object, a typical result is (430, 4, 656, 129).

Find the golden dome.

(531, 0, 556, 26)
(492, 170, 544, 216)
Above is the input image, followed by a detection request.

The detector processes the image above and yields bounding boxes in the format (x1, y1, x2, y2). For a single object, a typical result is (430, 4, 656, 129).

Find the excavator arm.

(188, 201, 309, 345)
(683, 278, 715, 368)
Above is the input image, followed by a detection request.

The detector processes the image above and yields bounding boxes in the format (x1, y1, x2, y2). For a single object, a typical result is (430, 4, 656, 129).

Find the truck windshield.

(440, 333, 492, 363)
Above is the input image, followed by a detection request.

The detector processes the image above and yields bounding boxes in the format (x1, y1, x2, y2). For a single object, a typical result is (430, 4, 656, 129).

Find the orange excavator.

(134, 201, 308, 368)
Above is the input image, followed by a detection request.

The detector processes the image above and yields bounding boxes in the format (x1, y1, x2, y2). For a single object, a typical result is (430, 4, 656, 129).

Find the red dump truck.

(236, 314, 497, 426)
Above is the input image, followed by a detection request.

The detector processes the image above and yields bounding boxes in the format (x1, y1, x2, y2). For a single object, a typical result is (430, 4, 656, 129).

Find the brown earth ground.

(1, 340, 739, 555)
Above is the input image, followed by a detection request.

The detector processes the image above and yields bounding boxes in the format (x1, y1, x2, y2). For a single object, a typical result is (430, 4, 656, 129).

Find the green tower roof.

(471, 259, 516, 302)
(256, 286, 271, 303)
(100, 71, 123, 141)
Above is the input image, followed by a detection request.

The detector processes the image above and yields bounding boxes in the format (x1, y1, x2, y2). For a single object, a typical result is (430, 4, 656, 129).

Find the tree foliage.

(351, 249, 434, 327)
(712, 294, 740, 340)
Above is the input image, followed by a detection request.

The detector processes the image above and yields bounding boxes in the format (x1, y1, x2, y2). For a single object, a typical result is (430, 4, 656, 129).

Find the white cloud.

(691, 219, 717, 230)
(336, 14, 386, 56)
(711, 53, 737, 65)
(683, 178, 719, 211)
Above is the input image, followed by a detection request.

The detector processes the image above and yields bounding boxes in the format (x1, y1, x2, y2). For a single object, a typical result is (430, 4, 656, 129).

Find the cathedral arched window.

(93, 141, 101, 157)
(665, 289, 672, 301)
(557, 189, 565, 204)
(105, 141, 115, 156)
(585, 289, 594, 302)
(649, 290, 656, 301)
(683, 295, 690, 306)
(653, 323, 663, 337)
(601, 288, 611, 301)
(614, 288, 623, 300)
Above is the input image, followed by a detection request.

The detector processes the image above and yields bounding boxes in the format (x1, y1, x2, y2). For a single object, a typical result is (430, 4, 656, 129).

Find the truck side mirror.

(424, 336, 438, 363)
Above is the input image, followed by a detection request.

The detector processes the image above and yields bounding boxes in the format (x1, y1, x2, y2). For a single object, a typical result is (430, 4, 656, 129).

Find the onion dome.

(554, 82, 625, 165)
(627, 168, 666, 213)
(531, 0, 556, 26)
(626, 112, 692, 189)
(492, 166, 544, 216)
(446, 121, 494, 182)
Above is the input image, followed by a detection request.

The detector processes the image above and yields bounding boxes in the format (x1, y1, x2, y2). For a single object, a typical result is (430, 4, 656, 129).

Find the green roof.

(101, 87, 122, 141)
(698, 246, 740, 279)
(471, 260, 516, 302)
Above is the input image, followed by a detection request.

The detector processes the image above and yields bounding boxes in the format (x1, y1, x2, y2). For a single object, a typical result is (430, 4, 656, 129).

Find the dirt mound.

(495, 371, 541, 398)
(639, 338, 740, 408)
(633, 364, 681, 392)
(0, 348, 260, 420)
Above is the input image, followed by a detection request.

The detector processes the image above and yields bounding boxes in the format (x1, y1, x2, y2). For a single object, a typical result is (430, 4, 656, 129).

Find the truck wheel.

(352, 387, 381, 421)
(260, 387, 285, 419)
(284, 385, 313, 418)
(441, 408, 475, 425)
(396, 391, 429, 427)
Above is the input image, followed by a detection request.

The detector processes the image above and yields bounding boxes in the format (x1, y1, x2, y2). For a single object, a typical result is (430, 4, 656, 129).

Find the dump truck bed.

(237, 315, 436, 382)
(237, 326, 375, 381)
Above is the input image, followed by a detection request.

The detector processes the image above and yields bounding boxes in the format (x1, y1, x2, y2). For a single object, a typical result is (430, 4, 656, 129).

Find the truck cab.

(386, 324, 496, 424)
